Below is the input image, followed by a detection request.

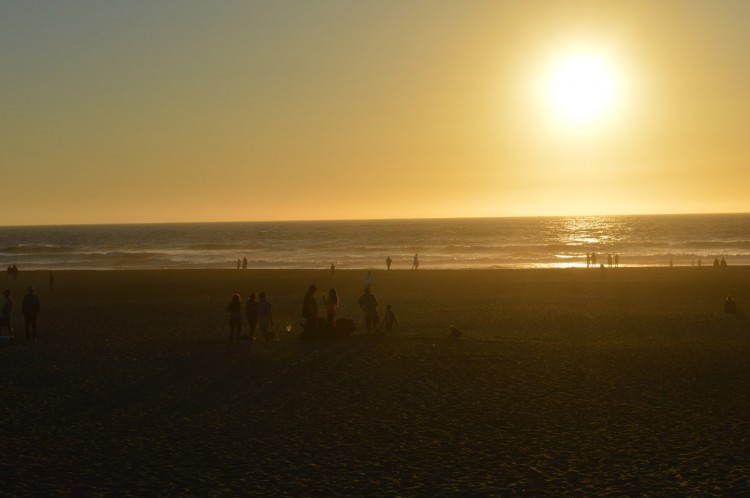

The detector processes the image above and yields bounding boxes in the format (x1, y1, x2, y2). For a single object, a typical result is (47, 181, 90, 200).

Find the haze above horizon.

(3, 1, 749, 226)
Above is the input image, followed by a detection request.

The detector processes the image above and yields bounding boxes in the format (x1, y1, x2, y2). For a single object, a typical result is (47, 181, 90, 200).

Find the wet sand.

(2, 267, 750, 496)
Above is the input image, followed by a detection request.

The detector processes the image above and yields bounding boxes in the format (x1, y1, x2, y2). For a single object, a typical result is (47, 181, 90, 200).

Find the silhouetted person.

(725, 296, 737, 314)
(323, 288, 339, 334)
(246, 292, 259, 341)
(386, 256, 392, 270)
(302, 284, 319, 338)
(713, 258, 720, 267)
(236, 259, 241, 270)
(614, 254, 619, 267)
(1, 289, 13, 337)
(21, 287, 40, 342)
(226, 294, 242, 343)
(607, 254, 613, 267)
(242, 257, 248, 270)
(364, 271, 374, 289)
(586, 253, 591, 268)
(591, 252, 597, 266)
(358, 287, 379, 333)
(721, 257, 728, 267)
(383, 304, 398, 334)
(11, 265, 18, 281)
(412, 254, 419, 270)
(330, 263, 335, 276)
(258, 292, 274, 341)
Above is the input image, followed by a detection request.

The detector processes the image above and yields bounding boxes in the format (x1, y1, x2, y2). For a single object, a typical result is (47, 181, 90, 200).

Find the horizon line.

(1, 211, 749, 229)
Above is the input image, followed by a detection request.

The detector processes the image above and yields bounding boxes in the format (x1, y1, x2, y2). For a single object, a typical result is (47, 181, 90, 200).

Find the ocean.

(0, 214, 748, 270)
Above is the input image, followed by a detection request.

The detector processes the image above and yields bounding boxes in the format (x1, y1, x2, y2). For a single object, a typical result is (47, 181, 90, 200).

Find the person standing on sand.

(302, 284, 319, 337)
(0, 289, 13, 337)
(386, 256, 392, 270)
(258, 292, 274, 341)
(21, 287, 40, 342)
(358, 287, 379, 333)
(412, 254, 419, 270)
(246, 292, 259, 341)
(383, 304, 398, 334)
(330, 263, 335, 276)
(242, 257, 248, 270)
(226, 294, 242, 343)
(236, 259, 241, 270)
(323, 288, 339, 333)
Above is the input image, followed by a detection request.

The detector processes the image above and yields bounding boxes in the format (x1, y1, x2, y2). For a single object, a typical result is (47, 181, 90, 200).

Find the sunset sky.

(2, 0, 749, 226)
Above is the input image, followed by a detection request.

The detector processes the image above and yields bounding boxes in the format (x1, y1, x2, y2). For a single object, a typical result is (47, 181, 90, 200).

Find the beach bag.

(335, 318, 356, 337)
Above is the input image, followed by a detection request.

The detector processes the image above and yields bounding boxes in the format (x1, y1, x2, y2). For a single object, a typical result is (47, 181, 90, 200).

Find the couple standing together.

(302, 284, 384, 336)
(303, 284, 339, 336)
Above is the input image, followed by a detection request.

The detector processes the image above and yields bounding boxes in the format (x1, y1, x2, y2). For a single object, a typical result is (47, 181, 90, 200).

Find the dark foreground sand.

(2, 267, 750, 496)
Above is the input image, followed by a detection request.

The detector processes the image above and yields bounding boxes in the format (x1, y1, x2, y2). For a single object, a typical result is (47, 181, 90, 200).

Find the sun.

(544, 50, 619, 124)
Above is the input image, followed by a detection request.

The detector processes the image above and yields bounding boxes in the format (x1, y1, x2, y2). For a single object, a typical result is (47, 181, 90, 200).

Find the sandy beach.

(2, 267, 750, 496)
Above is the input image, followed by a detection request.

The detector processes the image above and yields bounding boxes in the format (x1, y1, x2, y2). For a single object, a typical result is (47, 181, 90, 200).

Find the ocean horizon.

(1, 213, 749, 271)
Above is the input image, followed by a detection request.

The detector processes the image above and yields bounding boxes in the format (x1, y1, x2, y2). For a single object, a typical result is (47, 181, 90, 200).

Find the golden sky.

(2, 0, 749, 225)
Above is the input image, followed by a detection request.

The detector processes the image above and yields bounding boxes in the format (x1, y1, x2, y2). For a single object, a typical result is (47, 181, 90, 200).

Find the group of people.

(586, 252, 619, 268)
(302, 284, 397, 338)
(227, 279, 399, 343)
(6, 265, 19, 281)
(226, 291, 273, 343)
(0, 287, 41, 342)
(383, 254, 419, 271)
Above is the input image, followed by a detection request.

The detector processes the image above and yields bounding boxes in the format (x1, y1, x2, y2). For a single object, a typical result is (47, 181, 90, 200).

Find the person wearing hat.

(302, 284, 319, 338)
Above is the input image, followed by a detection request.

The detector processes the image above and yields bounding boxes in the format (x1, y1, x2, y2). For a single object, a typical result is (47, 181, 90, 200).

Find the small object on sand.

(449, 325, 462, 338)
(724, 296, 737, 314)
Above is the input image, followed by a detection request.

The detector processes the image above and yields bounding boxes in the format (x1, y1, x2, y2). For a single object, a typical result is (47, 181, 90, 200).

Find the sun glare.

(544, 50, 620, 125)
